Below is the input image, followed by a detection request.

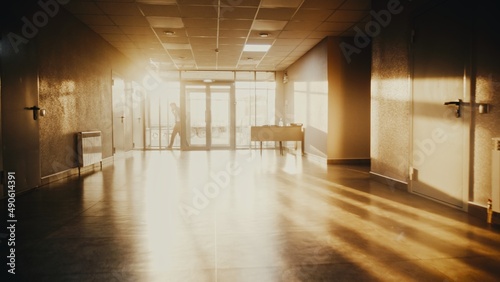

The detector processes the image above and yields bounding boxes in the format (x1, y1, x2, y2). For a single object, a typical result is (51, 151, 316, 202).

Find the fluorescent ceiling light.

(243, 44, 271, 52)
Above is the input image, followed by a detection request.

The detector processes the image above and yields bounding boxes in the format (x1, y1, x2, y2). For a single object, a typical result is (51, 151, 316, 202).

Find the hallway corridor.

(1, 150, 500, 281)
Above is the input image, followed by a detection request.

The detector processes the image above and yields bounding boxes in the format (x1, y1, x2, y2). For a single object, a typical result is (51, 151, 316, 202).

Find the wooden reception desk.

(250, 125, 304, 155)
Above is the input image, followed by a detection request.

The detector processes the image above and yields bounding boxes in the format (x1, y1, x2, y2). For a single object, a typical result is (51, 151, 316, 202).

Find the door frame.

(408, 0, 472, 211)
(181, 81, 235, 150)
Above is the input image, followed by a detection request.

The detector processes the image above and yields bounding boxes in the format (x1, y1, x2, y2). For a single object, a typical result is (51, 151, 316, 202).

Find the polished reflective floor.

(1, 150, 500, 281)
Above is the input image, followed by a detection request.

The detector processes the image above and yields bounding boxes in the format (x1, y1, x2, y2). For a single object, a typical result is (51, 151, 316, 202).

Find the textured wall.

(371, 0, 500, 206)
(471, 3, 500, 204)
(37, 10, 133, 177)
(370, 0, 415, 182)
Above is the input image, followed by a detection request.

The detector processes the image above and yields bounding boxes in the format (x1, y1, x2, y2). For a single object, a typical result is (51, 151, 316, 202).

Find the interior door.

(209, 84, 232, 148)
(186, 85, 208, 148)
(1, 31, 41, 194)
(411, 0, 469, 208)
(184, 83, 233, 149)
(112, 75, 126, 156)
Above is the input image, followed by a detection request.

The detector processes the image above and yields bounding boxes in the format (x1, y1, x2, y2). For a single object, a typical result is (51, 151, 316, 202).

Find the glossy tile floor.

(1, 150, 500, 281)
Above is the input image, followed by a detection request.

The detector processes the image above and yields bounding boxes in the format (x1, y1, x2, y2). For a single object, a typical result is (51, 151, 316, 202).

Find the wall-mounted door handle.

(24, 106, 40, 120)
(444, 99, 462, 118)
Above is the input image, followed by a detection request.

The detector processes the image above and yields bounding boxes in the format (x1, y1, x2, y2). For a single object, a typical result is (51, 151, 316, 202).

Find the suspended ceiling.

(65, 0, 371, 71)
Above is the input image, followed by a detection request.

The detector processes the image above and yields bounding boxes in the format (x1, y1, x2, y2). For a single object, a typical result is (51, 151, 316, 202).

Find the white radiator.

(77, 131, 103, 168)
(492, 138, 500, 213)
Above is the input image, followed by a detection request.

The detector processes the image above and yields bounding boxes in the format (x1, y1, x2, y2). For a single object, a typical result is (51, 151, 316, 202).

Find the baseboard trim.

(304, 153, 328, 164)
(327, 159, 371, 165)
(468, 201, 500, 225)
(41, 156, 113, 186)
(369, 171, 408, 191)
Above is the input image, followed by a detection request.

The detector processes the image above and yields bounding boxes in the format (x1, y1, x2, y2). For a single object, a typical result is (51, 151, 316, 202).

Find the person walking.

(167, 102, 181, 149)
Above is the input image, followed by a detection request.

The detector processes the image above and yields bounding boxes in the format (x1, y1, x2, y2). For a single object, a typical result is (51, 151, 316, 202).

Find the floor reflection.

(1, 150, 500, 281)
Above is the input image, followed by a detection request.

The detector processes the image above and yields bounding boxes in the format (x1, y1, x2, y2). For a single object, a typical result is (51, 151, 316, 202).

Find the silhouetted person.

(167, 102, 181, 149)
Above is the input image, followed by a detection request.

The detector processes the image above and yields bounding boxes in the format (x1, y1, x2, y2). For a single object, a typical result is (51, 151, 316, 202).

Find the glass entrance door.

(184, 83, 234, 149)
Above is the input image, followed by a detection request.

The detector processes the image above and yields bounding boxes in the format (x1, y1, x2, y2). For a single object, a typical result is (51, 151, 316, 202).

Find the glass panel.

(236, 88, 251, 147)
(210, 85, 230, 146)
(165, 82, 181, 148)
(147, 94, 160, 148)
(187, 90, 207, 146)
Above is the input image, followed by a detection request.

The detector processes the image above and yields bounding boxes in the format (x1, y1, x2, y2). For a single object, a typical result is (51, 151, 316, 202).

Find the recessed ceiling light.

(203, 79, 213, 83)
(163, 31, 175, 36)
(259, 32, 270, 38)
(243, 44, 271, 52)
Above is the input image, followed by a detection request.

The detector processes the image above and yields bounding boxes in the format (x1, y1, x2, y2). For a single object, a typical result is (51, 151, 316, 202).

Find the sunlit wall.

(37, 8, 137, 177)
(284, 37, 371, 162)
(370, 0, 500, 207)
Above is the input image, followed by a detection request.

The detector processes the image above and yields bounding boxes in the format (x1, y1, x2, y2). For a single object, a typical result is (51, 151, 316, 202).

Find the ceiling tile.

(292, 9, 334, 21)
(247, 30, 275, 39)
(220, 7, 258, 20)
(252, 20, 287, 31)
(273, 39, 303, 46)
(193, 50, 216, 57)
(220, 0, 261, 7)
(278, 30, 310, 39)
(308, 31, 342, 38)
(111, 15, 151, 26)
(97, 3, 142, 16)
(120, 26, 155, 35)
(186, 28, 217, 37)
(217, 45, 242, 53)
(268, 45, 296, 52)
(219, 29, 249, 38)
(182, 18, 217, 28)
(301, 0, 345, 9)
(137, 0, 177, 4)
(146, 16, 184, 28)
(189, 37, 216, 47)
(159, 36, 190, 44)
(256, 8, 296, 21)
(260, 0, 302, 8)
(246, 38, 275, 44)
(266, 50, 291, 56)
(65, 2, 102, 15)
(300, 38, 323, 46)
(163, 43, 192, 50)
(139, 4, 181, 17)
(177, 0, 215, 5)
(219, 19, 253, 30)
(128, 34, 158, 43)
(340, 0, 371, 10)
(219, 37, 246, 45)
(169, 50, 193, 58)
(316, 22, 354, 32)
(328, 10, 369, 22)
(100, 34, 131, 42)
(153, 28, 188, 37)
(77, 15, 115, 26)
(65, 0, 372, 70)
(90, 25, 123, 34)
(179, 5, 218, 18)
(111, 41, 137, 49)
(284, 21, 323, 31)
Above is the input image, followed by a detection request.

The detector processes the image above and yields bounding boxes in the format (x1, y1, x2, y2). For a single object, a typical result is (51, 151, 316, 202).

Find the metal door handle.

(24, 106, 40, 120)
(444, 99, 462, 118)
